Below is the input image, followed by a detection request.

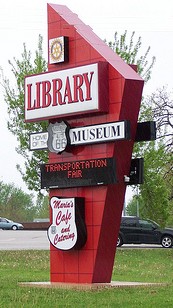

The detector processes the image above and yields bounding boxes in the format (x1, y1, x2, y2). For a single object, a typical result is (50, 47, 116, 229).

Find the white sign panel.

(29, 121, 130, 151)
(25, 63, 99, 122)
(47, 197, 77, 250)
(30, 132, 48, 150)
(69, 121, 127, 145)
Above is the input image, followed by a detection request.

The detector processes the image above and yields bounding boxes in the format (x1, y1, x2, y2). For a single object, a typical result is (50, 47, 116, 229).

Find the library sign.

(25, 62, 108, 122)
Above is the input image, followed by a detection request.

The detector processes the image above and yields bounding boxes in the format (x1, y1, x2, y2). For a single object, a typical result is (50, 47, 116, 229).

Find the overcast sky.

(0, 0, 172, 200)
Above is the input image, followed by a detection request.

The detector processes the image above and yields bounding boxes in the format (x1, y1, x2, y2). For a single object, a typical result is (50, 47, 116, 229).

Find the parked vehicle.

(0, 217, 24, 230)
(117, 216, 173, 248)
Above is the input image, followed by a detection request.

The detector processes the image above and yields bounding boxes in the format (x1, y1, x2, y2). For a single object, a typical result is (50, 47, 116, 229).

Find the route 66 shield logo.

(47, 121, 70, 154)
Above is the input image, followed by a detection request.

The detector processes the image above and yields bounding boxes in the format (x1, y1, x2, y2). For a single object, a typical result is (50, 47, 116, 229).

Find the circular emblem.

(50, 39, 64, 62)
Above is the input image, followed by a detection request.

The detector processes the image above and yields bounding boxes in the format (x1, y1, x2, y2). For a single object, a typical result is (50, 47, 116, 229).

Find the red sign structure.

(25, 4, 144, 284)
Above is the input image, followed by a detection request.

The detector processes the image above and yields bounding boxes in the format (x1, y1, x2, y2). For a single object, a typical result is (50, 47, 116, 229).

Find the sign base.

(19, 281, 164, 290)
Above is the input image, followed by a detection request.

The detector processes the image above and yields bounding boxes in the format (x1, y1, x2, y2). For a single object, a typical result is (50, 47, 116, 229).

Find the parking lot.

(0, 230, 163, 250)
(0, 230, 49, 250)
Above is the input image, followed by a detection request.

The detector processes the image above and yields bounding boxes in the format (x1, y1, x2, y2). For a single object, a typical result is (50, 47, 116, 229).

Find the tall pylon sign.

(25, 4, 144, 284)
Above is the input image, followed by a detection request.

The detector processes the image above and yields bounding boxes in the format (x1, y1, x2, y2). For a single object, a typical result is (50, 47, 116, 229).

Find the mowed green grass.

(0, 249, 173, 307)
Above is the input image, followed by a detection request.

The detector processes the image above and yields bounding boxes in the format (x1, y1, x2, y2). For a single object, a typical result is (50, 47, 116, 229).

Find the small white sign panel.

(25, 63, 99, 122)
(47, 197, 77, 250)
(30, 132, 48, 150)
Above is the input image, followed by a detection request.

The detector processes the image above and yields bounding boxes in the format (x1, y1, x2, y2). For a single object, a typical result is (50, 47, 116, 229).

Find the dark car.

(117, 216, 173, 248)
(0, 217, 24, 230)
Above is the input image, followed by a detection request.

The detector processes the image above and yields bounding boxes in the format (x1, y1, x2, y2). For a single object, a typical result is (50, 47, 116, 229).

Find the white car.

(0, 217, 24, 230)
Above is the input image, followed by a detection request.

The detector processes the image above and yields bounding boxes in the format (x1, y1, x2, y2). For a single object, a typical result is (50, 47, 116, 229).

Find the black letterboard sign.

(40, 157, 116, 189)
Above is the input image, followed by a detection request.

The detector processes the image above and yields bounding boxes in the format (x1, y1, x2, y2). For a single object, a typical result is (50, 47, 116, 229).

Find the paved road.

(0, 230, 165, 250)
(0, 230, 50, 250)
(118, 244, 162, 249)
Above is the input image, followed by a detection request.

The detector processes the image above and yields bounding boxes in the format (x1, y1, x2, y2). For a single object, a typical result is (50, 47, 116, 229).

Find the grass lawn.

(0, 248, 172, 307)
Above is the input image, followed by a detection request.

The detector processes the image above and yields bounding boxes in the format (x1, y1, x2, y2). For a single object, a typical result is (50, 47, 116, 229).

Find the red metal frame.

(47, 4, 144, 283)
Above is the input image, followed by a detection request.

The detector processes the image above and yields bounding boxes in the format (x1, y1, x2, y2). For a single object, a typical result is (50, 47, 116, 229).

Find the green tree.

(0, 181, 36, 222)
(108, 31, 172, 225)
(35, 194, 49, 219)
(139, 143, 170, 226)
(129, 86, 173, 225)
(126, 194, 141, 216)
(1, 35, 48, 191)
(106, 30, 156, 82)
(144, 86, 173, 153)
